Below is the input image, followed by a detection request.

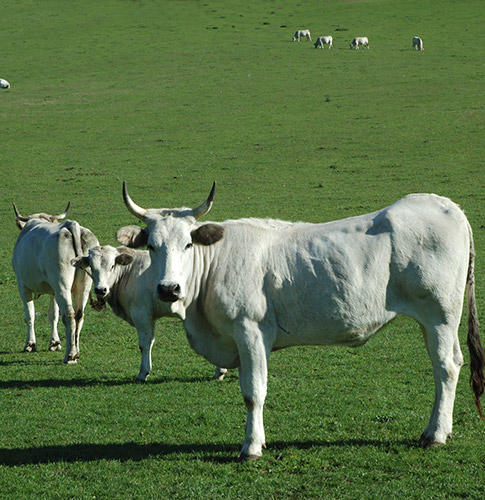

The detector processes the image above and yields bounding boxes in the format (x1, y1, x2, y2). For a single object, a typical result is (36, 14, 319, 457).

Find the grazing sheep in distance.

(0, 78, 10, 89)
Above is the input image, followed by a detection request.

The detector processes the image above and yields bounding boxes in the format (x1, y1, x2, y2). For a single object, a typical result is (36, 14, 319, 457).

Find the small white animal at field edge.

(0, 78, 10, 89)
(292, 29, 311, 42)
(314, 36, 333, 49)
(413, 36, 424, 50)
(350, 37, 369, 49)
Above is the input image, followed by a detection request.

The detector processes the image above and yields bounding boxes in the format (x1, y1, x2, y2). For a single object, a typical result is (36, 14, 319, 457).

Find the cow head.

(116, 182, 224, 314)
(13, 202, 71, 230)
(71, 246, 134, 299)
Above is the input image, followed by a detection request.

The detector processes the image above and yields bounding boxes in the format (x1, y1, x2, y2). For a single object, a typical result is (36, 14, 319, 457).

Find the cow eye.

(185, 242, 193, 250)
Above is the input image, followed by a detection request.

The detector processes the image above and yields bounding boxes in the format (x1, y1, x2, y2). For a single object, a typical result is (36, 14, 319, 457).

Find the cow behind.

(117, 183, 484, 460)
(292, 29, 312, 42)
(350, 37, 369, 49)
(314, 36, 333, 49)
(413, 36, 424, 50)
(12, 203, 99, 363)
(72, 245, 227, 381)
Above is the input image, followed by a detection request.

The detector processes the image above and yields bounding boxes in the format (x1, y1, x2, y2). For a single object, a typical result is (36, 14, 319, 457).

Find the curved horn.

(56, 202, 71, 220)
(192, 182, 216, 219)
(123, 181, 147, 220)
(12, 203, 29, 222)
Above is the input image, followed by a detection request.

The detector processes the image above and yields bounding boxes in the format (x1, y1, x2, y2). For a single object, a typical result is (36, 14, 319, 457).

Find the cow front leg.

(235, 322, 270, 461)
(48, 296, 62, 351)
(134, 316, 156, 382)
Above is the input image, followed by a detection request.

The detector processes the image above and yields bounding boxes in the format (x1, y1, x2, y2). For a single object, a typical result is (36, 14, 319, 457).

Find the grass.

(1, 0, 484, 498)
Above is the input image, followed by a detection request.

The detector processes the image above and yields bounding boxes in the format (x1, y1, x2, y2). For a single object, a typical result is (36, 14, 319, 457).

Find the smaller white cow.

(12, 203, 98, 362)
(292, 29, 312, 42)
(0, 78, 10, 89)
(350, 37, 369, 49)
(413, 36, 424, 51)
(314, 36, 333, 49)
(72, 245, 227, 381)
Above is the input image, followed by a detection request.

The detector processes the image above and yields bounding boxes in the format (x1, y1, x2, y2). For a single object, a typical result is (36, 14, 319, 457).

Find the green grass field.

(1, 0, 484, 498)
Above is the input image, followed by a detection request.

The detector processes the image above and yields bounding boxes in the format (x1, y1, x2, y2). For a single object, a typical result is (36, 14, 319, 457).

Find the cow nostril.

(157, 283, 181, 302)
(95, 287, 107, 296)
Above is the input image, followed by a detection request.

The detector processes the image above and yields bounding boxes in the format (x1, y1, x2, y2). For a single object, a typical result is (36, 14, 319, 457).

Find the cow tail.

(65, 221, 84, 258)
(466, 222, 485, 419)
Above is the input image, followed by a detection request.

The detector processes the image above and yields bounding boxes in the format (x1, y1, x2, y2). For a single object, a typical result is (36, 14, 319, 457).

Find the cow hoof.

(135, 375, 149, 383)
(65, 356, 78, 365)
(24, 343, 37, 353)
(419, 434, 445, 448)
(212, 368, 227, 381)
(49, 341, 62, 352)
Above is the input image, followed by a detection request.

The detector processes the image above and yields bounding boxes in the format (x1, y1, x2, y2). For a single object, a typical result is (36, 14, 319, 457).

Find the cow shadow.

(0, 438, 418, 466)
(0, 374, 229, 390)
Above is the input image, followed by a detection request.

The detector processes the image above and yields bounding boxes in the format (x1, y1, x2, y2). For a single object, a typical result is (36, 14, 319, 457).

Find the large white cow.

(71, 245, 227, 381)
(350, 37, 369, 49)
(12, 203, 98, 363)
(116, 182, 484, 460)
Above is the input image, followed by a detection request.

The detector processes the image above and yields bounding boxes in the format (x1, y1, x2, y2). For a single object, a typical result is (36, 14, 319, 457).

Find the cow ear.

(116, 225, 148, 248)
(71, 256, 90, 270)
(115, 252, 134, 266)
(191, 224, 224, 246)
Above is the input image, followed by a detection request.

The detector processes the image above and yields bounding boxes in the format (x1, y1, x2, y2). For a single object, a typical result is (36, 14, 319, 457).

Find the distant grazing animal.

(116, 181, 485, 461)
(292, 29, 311, 42)
(0, 78, 10, 89)
(72, 245, 227, 382)
(413, 36, 424, 51)
(350, 37, 369, 49)
(12, 203, 98, 363)
(314, 36, 333, 49)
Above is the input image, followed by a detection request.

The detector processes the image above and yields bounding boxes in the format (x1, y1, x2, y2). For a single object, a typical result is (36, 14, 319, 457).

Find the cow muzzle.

(95, 287, 109, 298)
(157, 283, 181, 302)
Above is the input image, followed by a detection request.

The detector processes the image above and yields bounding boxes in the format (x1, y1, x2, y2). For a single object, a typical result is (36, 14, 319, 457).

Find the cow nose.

(157, 283, 181, 302)
(95, 287, 108, 297)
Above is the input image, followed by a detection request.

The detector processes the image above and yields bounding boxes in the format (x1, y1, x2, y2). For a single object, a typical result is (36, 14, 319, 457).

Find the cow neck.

(184, 241, 218, 314)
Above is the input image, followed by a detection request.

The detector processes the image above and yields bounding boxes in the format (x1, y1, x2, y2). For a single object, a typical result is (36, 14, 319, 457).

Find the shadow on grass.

(0, 375, 223, 390)
(0, 438, 419, 466)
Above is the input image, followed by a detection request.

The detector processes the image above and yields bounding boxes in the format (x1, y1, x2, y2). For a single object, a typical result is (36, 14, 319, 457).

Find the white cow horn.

(123, 181, 147, 220)
(12, 203, 28, 222)
(56, 202, 71, 220)
(192, 182, 216, 219)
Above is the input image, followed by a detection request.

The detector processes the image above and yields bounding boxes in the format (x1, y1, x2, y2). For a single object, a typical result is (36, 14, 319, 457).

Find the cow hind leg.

(55, 294, 78, 364)
(48, 296, 62, 351)
(213, 367, 228, 381)
(19, 286, 37, 352)
(71, 273, 92, 358)
(420, 323, 463, 447)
